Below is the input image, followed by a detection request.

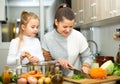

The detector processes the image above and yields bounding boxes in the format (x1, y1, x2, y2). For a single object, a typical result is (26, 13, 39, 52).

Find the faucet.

(87, 40, 99, 58)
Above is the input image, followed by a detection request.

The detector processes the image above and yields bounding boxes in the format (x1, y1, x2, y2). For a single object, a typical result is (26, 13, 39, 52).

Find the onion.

(27, 76, 37, 84)
(38, 78, 44, 84)
(17, 78, 27, 84)
(44, 77, 51, 84)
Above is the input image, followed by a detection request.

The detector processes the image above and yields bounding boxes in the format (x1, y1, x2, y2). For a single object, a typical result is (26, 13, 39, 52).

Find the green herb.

(0, 81, 2, 84)
(11, 74, 18, 83)
(0, 76, 2, 82)
(113, 62, 120, 76)
(72, 73, 85, 80)
(113, 62, 120, 71)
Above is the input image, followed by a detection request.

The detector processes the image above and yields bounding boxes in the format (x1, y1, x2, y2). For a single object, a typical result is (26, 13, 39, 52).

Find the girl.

(7, 10, 44, 66)
(42, 3, 93, 76)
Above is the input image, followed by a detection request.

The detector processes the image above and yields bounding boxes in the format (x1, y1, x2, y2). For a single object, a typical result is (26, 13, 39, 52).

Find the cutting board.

(64, 76, 120, 84)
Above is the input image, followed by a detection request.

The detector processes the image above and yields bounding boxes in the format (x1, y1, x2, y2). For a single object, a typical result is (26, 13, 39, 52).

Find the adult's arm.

(80, 47, 93, 68)
(42, 48, 54, 61)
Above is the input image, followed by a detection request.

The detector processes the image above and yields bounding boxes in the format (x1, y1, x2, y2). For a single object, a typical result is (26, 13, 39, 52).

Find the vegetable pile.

(100, 60, 120, 76)
(71, 60, 120, 80)
(18, 70, 51, 84)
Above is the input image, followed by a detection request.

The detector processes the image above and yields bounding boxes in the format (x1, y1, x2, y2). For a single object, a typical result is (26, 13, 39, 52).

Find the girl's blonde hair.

(17, 10, 39, 50)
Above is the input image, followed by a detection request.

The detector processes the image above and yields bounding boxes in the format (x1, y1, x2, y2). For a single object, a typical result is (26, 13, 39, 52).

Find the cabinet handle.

(90, 2, 97, 20)
(79, 21, 84, 23)
(74, 13, 77, 15)
(109, 10, 117, 15)
(79, 9, 83, 13)
(91, 16, 97, 20)
(112, 10, 117, 13)
(79, 10, 84, 23)
(90, 3, 96, 7)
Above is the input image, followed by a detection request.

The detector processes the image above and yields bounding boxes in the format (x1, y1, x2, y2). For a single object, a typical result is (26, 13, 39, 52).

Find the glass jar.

(16, 58, 22, 77)
(116, 44, 120, 65)
(2, 66, 12, 84)
(51, 67, 63, 84)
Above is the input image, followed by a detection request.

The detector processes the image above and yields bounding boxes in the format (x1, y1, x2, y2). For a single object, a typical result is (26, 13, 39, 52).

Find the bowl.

(22, 61, 58, 75)
(96, 56, 114, 67)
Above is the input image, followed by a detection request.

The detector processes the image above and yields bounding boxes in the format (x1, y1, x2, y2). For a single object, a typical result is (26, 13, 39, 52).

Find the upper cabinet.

(0, 0, 5, 21)
(72, 0, 120, 28)
(71, 0, 79, 27)
(89, 0, 101, 22)
(101, 0, 120, 19)
(78, 0, 85, 25)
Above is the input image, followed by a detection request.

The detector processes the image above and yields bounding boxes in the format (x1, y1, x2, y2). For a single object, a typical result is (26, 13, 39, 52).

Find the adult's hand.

(81, 65, 90, 74)
(57, 58, 73, 70)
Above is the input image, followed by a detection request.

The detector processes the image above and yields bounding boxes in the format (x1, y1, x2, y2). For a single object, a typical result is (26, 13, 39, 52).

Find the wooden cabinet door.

(0, 0, 5, 21)
(84, 0, 91, 24)
(78, 0, 85, 25)
(115, 0, 120, 16)
(71, 0, 79, 27)
(102, 0, 118, 19)
(100, 0, 106, 20)
(89, 0, 101, 22)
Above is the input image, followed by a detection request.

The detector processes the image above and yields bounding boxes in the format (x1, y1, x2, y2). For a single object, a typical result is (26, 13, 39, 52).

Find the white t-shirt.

(7, 35, 44, 66)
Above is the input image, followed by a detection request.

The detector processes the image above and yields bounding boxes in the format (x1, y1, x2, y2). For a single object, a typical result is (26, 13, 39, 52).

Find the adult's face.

(55, 17, 75, 37)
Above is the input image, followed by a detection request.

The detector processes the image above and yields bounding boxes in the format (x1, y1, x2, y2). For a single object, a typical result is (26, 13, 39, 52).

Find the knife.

(68, 66, 90, 78)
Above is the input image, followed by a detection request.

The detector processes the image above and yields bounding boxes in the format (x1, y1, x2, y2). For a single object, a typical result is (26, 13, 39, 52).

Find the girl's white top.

(7, 35, 44, 66)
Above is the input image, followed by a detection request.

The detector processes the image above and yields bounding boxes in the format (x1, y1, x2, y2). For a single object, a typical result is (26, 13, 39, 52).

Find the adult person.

(7, 10, 44, 66)
(42, 3, 93, 76)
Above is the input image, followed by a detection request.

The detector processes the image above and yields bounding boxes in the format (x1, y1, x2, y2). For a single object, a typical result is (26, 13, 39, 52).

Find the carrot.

(28, 70, 37, 75)
(89, 68, 107, 79)
(31, 71, 43, 78)
(20, 73, 30, 79)
(20, 70, 43, 79)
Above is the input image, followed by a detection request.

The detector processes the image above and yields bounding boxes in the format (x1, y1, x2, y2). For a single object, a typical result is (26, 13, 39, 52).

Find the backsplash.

(81, 23, 120, 60)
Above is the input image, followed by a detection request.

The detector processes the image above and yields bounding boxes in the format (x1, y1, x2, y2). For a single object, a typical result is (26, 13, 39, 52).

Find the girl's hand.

(57, 58, 73, 70)
(29, 56, 39, 63)
(20, 52, 26, 60)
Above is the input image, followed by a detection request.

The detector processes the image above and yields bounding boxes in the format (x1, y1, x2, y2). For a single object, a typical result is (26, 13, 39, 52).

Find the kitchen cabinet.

(101, 0, 119, 19)
(78, 0, 85, 25)
(72, 0, 120, 28)
(84, 0, 90, 24)
(89, 0, 101, 22)
(0, 0, 5, 21)
(84, 0, 101, 24)
(80, 0, 102, 25)
(94, 0, 120, 23)
(71, 0, 79, 27)
(116, 0, 120, 16)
